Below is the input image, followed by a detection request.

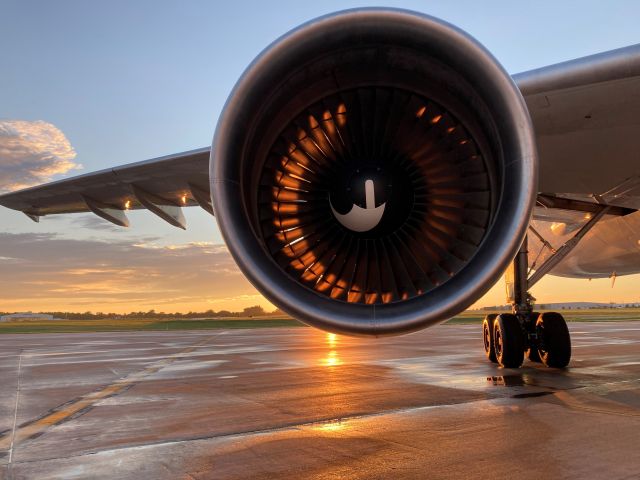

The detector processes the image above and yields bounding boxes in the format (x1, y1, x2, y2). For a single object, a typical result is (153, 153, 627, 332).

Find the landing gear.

(493, 313, 524, 368)
(525, 341, 542, 363)
(482, 314, 498, 363)
(536, 312, 571, 368)
(480, 198, 616, 368)
(482, 235, 573, 368)
(524, 312, 542, 363)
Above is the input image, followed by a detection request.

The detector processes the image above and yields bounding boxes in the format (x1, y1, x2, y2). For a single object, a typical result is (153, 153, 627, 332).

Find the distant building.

(0, 313, 55, 322)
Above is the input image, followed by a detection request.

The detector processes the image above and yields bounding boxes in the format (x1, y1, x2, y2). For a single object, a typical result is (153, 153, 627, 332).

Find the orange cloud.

(0, 232, 272, 313)
(0, 120, 81, 192)
(1, 231, 637, 315)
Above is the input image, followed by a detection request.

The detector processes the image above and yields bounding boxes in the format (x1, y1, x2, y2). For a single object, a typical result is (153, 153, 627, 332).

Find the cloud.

(70, 215, 125, 233)
(2, 231, 639, 314)
(0, 232, 270, 313)
(0, 120, 81, 192)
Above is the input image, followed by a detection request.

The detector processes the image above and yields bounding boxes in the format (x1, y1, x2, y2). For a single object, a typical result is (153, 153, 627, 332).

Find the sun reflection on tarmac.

(321, 333, 342, 367)
(323, 350, 342, 367)
(316, 419, 346, 432)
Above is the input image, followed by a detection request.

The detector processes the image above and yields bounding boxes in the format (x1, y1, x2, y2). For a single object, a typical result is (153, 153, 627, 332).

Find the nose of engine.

(211, 8, 537, 335)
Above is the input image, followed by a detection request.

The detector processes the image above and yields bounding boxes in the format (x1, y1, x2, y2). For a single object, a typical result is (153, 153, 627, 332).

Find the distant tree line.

(0, 306, 291, 320)
(478, 302, 640, 311)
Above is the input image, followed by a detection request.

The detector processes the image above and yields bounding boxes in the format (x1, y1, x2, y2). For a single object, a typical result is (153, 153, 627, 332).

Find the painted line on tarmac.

(0, 333, 224, 454)
(7, 349, 23, 467)
(4, 397, 498, 466)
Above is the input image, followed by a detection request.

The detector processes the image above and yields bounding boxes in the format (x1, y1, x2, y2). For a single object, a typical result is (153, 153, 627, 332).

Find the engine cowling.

(211, 8, 537, 336)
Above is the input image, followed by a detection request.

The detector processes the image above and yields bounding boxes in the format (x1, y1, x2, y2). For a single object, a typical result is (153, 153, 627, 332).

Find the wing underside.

(516, 43, 640, 208)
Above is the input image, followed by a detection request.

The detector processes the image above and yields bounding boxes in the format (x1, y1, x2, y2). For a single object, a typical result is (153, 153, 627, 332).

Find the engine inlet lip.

(211, 8, 537, 336)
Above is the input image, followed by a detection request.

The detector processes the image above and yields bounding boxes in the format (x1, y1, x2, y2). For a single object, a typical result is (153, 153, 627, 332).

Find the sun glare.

(323, 350, 341, 367)
(321, 333, 342, 367)
(316, 419, 346, 432)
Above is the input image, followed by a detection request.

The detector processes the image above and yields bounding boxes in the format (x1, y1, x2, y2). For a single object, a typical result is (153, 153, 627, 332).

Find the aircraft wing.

(0, 147, 212, 228)
(515, 43, 640, 208)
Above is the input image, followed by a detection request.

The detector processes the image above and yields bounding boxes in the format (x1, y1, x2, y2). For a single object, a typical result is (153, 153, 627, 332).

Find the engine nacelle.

(211, 8, 537, 335)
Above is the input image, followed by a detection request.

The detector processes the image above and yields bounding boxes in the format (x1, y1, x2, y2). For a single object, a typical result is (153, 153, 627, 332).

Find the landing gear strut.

(483, 235, 572, 368)
(481, 198, 616, 368)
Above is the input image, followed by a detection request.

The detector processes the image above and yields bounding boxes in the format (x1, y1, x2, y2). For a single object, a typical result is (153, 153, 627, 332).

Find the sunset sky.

(1, 0, 639, 313)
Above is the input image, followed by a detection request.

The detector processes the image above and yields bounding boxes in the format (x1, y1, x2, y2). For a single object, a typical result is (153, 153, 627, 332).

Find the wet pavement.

(0, 322, 639, 479)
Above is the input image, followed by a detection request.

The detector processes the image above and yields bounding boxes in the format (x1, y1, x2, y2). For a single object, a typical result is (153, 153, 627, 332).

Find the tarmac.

(0, 321, 639, 479)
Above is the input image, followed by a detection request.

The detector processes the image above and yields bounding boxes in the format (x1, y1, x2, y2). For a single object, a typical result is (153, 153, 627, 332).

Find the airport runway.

(0, 322, 639, 479)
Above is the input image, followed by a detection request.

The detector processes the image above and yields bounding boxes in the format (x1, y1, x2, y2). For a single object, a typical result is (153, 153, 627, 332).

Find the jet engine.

(211, 8, 537, 335)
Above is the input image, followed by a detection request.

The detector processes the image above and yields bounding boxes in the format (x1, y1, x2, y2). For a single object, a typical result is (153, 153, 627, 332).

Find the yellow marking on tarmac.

(0, 335, 220, 452)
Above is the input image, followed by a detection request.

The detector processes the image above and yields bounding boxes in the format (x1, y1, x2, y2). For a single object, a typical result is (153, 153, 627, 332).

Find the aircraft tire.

(537, 312, 571, 368)
(483, 314, 498, 363)
(493, 313, 524, 368)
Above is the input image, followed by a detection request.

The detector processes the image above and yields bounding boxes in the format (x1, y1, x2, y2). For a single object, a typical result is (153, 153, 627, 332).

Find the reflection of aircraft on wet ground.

(2, 8, 640, 369)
